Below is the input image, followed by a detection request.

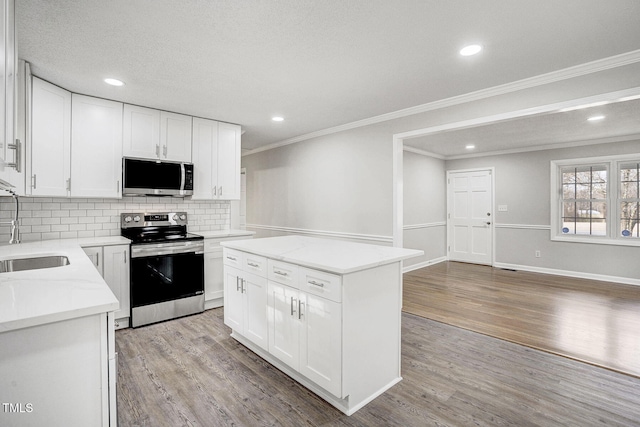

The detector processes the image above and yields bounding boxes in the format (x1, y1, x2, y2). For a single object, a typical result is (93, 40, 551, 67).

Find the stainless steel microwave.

(122, 158, 194, 196)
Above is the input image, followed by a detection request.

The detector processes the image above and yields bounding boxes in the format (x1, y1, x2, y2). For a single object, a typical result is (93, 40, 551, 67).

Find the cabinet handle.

(274, 270, 288, 277)
(163, 145, 167, 157)
(290, 296, 297, 316)
(96, 252, 100, 268)
(219, 186, 222, 196)
(117, 180, 120, 194)
(156, 144, 160, 157)
(236, 276, 241, 292)
(123, 250, 127, 264)
(308, 280, 324, 288)
(248, 262, 259, 268)
(32, 174, 37, 189)
(227, 256, 237, 261)
(213, 186, 217, 196)
(66, 178, 71, 192)
(298, 300, 304, 319)
(241, 278, 246, 293)
(6, 139, 21, 172)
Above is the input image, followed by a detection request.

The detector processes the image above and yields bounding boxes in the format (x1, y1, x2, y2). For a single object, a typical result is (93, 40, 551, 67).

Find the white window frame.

(551, 153, 640, 247)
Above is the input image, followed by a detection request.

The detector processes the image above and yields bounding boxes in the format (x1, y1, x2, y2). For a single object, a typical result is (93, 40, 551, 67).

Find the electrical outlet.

(535, 250, 541, 258)
(498, 205, 508, 212)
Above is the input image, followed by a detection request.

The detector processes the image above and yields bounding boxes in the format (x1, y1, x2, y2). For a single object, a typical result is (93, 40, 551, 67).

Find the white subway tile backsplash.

(1, 196, 232, 242)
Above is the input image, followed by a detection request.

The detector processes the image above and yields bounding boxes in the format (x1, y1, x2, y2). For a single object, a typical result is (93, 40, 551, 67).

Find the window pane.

(591, 219, 607, 236)
(562, 170, 576, 184)
(621, 182, 639, 199)
(620, 201, 639, 238)
(558, 163, 608, 237)
(576, 184, 590, 198)
(561, 220, 575, 234)
(576, 170, 591, 184)
(620, 163, 639, 182)
(563, 202, 576, 217)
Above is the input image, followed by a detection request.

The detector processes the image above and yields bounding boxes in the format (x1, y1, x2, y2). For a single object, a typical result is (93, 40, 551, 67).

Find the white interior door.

(447, 169, 493, 265)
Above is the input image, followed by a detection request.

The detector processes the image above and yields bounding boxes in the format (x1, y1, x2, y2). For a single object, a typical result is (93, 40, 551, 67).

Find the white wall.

(0, 196, 230, 242)
(446, 139, 640, 283)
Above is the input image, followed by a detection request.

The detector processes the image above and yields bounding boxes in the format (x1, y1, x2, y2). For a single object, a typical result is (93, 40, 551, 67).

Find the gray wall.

(242, 126, 393, 243)
(241, 61, 640, 282)
(446, 139, 640, 282)
(403, 151, 446, 268)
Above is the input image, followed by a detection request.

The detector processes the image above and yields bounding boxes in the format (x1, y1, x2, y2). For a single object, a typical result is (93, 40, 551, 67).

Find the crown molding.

(243, 49, 640, 156)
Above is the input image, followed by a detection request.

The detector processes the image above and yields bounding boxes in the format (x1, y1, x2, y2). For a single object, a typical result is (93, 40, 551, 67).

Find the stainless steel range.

(121, 212, 204, 328)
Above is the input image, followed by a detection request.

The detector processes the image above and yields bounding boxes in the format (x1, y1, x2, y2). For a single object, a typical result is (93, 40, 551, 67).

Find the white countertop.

(221, 236, 423, 274)
(0, 240, 119, 333)
(196, 229, 255, 239)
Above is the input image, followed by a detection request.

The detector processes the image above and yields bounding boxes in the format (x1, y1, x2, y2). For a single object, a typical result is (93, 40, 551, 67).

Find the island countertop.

(220, 235, 423, 274)
(0, 240, 119, 333)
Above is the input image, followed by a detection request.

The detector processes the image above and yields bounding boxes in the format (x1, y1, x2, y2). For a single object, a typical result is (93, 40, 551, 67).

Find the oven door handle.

(131, 243, 204, 258)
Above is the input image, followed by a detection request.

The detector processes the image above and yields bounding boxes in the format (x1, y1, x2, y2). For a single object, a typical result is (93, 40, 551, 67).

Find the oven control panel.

(121, 212, 188, 228)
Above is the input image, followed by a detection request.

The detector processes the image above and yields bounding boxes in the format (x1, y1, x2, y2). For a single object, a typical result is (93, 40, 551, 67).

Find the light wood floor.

(116, 307, 640, 426)
(403, 261, 640, 378)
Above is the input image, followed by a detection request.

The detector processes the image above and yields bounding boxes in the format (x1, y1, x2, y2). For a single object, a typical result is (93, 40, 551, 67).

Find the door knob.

(486, 222, 491, 225)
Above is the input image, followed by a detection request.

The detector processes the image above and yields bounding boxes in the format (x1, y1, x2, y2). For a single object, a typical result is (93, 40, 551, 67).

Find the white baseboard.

(493, 262, 640, 287)
(403, 256, 447, 273)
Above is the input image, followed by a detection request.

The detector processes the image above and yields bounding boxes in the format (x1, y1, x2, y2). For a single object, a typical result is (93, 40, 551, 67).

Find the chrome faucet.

(0, 178, 20, 244)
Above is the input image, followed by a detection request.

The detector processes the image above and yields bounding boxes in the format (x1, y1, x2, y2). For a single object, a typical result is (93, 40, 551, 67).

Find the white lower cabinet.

(224, 265, 269, 350)
(0, 312, 117, 426)
(268, 279, 342, 397)
(83, 244, 130, 329)
(204, 236, 253, 309)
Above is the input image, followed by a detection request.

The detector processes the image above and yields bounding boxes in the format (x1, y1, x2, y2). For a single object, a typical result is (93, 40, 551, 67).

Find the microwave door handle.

(180, 164, 186, 192)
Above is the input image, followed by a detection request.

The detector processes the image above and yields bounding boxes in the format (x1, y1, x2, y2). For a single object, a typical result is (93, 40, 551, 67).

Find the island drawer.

(223, 248, 244, 268)
(267, 260, 299, 286)
(299, 267, 342, 303)
(244, 253, 267, 277)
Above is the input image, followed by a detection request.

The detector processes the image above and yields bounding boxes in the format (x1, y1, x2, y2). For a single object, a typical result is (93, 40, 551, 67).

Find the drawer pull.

(248, 262, 259, 268)
(308, 280, 325, 288)
(274, 270, 289, 277)
(227, 256, 237, 261)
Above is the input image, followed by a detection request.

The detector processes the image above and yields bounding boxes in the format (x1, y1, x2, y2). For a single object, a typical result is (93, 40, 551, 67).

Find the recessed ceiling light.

(465, 144, 476, 150)
(460, 44, 482, 56)
(587, 115, 605, 122)
(104, 78, 124, 86)
(272, 116, 284, 122)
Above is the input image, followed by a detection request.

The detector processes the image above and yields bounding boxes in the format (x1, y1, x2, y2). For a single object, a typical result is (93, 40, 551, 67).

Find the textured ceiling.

(405, 98, 640, 158)
(16, 0, 640, 152)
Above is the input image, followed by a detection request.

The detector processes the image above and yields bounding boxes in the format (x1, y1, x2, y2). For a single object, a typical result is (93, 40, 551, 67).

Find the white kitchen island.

(0, 240, 120, 427)
(220, 235, 423, 415)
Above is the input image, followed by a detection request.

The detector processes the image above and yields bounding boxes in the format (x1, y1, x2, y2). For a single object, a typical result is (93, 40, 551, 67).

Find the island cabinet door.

(298, 292, 342, 398)
(224, 266, 243, 332)
(242, 271, 268, 350)
(268, 281, 300, 370)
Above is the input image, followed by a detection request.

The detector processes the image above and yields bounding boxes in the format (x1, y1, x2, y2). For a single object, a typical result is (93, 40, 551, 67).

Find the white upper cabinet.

(29, 77, 72, 196)
(122, 105, 192, 162)
(122, 104, 160, 159)
(160, 111, 192, 162)
(0, 0, 15, 167)
(216, 122, 241, 199)
(192, 118, 241, 200)
(71, 94, 123, 198)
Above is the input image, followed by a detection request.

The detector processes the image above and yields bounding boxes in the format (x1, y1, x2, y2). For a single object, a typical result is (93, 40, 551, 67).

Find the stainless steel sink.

(0, 255, 70, 273)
